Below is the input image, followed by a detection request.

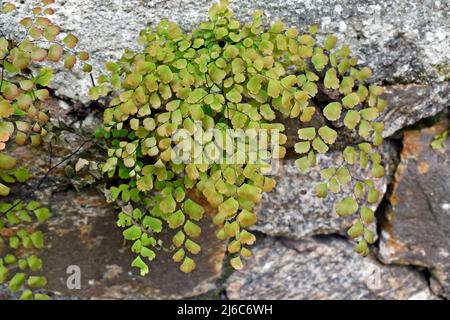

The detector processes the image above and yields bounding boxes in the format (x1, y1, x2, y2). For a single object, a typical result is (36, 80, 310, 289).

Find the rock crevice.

(1, 0, 450, 300)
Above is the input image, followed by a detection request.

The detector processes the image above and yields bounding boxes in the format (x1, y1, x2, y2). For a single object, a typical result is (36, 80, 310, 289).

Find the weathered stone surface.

(226, 236, 437, 300)
(1, 189, 226, 299)
(380, 83, 450, 137)
(2, 0, 450, 102)
(252, 141, 398, 239)
(378, 122, 450, 298)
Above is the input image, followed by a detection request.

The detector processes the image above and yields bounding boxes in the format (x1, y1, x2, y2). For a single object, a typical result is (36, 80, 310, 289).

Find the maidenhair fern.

(0, 0, 91, 195)
(90, 0, 386, 275)
(0, 0, 90, 299)
(431, 128, 449, 151)
(1, 0, 389, 288)
(0, 198, 50, 300)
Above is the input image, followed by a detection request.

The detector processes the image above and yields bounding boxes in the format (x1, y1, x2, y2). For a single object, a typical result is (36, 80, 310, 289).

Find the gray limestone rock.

(2, 0, 449, 102)
(226, 236, 437, 300)
(380, 83, 450, 137)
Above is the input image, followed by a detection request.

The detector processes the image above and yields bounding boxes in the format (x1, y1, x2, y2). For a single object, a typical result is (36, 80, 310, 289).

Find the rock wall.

(2, 0, 449, 102)
(1, 0, 450, 300)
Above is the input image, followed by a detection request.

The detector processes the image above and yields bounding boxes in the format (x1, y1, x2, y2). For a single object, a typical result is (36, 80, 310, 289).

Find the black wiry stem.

(0, 140, 90, 219)
(0, 59, 5, 93)
(89, 73, 95, 87)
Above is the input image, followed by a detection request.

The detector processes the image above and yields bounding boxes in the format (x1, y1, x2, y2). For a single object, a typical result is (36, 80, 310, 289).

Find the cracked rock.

(378, 122, 450, 298)
(226, 236, 438, 300)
